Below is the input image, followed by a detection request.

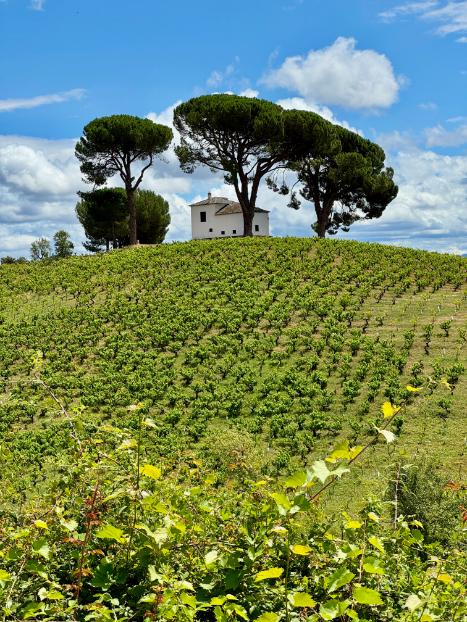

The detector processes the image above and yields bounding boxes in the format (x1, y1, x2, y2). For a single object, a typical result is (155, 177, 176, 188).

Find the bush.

(389, 460, 463, 545)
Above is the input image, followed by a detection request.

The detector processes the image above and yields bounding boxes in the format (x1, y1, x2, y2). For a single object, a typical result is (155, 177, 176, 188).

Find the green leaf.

(368, 536, 385, 553)
(254, 567, 283, 582)
(284, 471, 307, 488)
(91, 561, 115, 589)
(45, 590, 64, 600)
(311, 460, 331, 483)
(352, 586, 383, 606)
(32, 538, 50, 560)
(327, 567, 355, 593)
(345, 520, 362, 530)
(34, 520, 48, 530)
(319, 600, 340, 620)
(0, 569, 11, 583)
(21, 602, 45, 619)
(139, 463, 161, 480)
(332, 465, 350, 478)
(271, 492, 292, 512)
(254, 614, 279, 622)
(290, 544, 312, 556)
(205, 550, 219, 566)
(363, 557, 385, 575)
(289, 592, 316, 608)
(326, 440, 350, 463)
(95, 524, 126, 543)
(180, 592, 196, 609)
(25, 560, 48, 579)
(229, 603, 248, 620)
(117, 438, 137, 450)
(404, 594, 422, 611)
(60, 518, 78, 532)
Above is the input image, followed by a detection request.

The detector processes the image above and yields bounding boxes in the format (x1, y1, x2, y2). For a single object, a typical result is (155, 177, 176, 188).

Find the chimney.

(208, 192, 212, 201)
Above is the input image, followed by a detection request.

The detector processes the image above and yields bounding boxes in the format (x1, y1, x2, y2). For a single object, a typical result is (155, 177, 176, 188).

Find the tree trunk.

(243, 210, 253, 237)
(316, 218, 327, 238)
(127, 188, 137, 245)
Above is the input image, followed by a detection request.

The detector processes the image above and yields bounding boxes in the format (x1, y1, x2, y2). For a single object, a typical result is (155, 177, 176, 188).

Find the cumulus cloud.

(347, 142, 467, 253)
(425, 122, 467, 146)
(261, 37, 401, 110)
(381, 1, 467, 41)
(0, 89, 85, 113)
(239, 89, 259, 98)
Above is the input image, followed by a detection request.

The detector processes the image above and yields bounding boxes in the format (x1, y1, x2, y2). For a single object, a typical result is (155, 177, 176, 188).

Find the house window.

(255, 224, 259, 232)
(209, 228, 213, 233)
(232, 229, 236, 234)
(221, 231, 225, 235)
(200, 211, 206, 222)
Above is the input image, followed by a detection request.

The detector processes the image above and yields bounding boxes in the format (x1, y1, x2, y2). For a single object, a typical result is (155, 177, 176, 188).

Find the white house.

(190, 193, 269, 239)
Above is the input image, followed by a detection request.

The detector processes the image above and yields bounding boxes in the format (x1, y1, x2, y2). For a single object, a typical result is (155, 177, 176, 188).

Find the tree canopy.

(75, 115, 173, 245)
(269, 112, 398, 237)
(53, 230, 74, 258)
(30, 238, 51, 261)
(76, 188, 128, 252)
(76, 188, 170, 251)
(174, 94, 293, 237)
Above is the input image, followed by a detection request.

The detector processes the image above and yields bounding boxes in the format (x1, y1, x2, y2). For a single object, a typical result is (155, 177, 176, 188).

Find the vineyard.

(0, 237, 466, 621)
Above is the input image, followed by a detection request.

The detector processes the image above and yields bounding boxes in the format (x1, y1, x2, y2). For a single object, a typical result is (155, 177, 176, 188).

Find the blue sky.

(1, 0, 466, 256)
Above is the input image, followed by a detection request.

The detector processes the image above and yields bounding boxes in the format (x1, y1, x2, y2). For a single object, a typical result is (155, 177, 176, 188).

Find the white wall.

(191, 204, 269, 239)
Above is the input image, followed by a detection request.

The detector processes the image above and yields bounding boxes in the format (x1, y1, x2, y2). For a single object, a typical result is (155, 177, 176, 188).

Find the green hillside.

(0, 238, 465, 621)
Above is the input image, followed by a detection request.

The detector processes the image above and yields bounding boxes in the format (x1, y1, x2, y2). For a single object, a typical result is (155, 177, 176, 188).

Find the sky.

(0, 0, 466, 257)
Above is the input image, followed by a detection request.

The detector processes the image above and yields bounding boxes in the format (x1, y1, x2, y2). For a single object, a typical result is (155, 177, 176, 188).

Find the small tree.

(30, 238, 51, 261)
(76, 188, 128, 251)
(76, 188, 170, 251)
(269, 112, 398, 237)
(174, 94, 296, 237)
(136, 190, 170, 244)
(75, 115, 173, 245)
(53, 230, 74, 258)
(1, 256, 17, 265)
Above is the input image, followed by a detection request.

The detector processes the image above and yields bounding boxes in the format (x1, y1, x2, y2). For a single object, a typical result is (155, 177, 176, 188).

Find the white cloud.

(380, 1, 439, 21)
(239, 88, 259, 98)
(0, 89, 85, 113)
(206, 58, 239, 88)
(381, 1, 467, 40)
(262, 37, 401, 110)
(423, 1, 467, 35)
(418, 101, 438, 110)
(348, 142, 467, 253)
(425, 122, 467, 146)
(30, 0, 45, 10)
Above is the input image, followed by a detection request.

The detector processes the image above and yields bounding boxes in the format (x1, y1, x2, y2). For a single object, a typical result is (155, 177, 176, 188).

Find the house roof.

(190, 195, 269, 214)
(215, 202, 268, 215)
